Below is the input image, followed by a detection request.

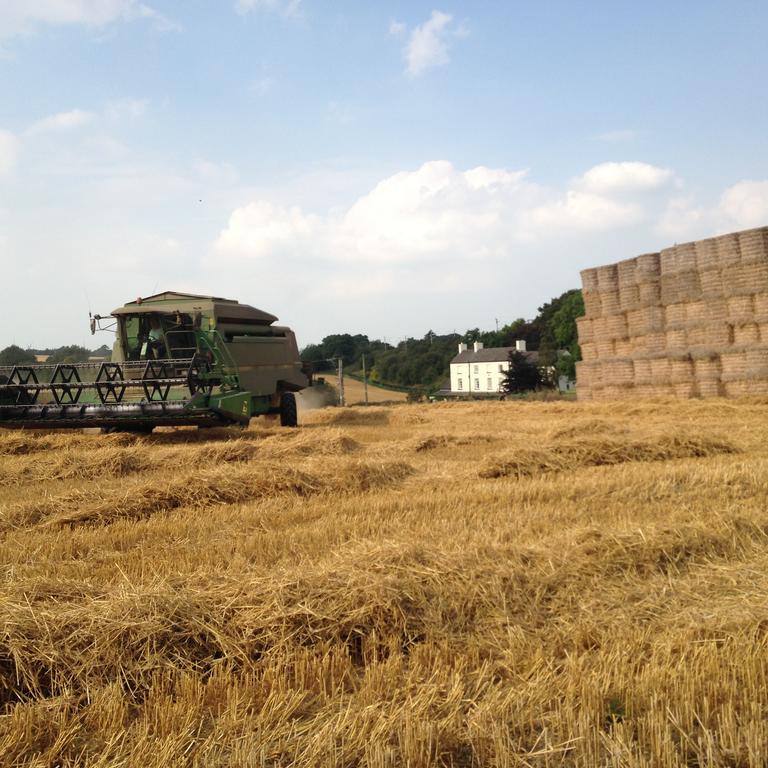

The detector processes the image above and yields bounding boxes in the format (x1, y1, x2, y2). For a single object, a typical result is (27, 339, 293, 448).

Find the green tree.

(0, 345, 36, 366)
(47, 345, 91, 364)
(502, 351, 542, 393)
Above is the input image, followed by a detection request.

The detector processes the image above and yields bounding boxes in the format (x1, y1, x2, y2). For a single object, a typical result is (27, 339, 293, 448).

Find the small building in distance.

(449, 340, 539, 396)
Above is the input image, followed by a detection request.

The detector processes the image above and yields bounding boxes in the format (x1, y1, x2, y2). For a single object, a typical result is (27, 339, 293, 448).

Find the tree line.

(0, 344, 112, 366)
(301, 289, 584, 392)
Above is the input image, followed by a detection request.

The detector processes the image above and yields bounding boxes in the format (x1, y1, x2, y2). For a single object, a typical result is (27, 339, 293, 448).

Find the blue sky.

(1, 0, 767, 349)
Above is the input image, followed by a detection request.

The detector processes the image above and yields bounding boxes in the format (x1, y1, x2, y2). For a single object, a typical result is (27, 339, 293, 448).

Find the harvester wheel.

(279, 392, 298, 427)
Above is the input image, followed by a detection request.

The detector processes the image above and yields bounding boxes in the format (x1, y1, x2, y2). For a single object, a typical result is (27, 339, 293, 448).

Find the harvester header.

(0, 291, 309, 431)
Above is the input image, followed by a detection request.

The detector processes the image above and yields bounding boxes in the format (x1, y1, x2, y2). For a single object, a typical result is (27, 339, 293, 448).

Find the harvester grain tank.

(0, 291, 310, 431)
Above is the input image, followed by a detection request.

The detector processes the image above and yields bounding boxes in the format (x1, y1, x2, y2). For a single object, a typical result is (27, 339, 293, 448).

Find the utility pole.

(495, 318, 499, 332)
(337, 357, 345, 406)
(362, 353, 369, 405)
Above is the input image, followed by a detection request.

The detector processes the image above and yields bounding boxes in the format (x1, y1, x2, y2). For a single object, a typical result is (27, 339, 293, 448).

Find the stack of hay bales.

(576, 226, 768, 400)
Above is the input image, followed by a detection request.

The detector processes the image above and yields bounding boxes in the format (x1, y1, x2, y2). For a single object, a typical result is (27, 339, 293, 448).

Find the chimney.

(515, 339, 527, 352)
(473, 341, 484, 353)
(458, 342, 467, 353)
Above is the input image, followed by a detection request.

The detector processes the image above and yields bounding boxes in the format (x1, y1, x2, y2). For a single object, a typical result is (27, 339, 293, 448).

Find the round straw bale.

(617, 258, 638, 287)
(700, 269, 724, 299)
(638, 280, 661, 306)
(738, 228, 768, 264)
(670, 356, 694, 383)
(602, 384, 632, 400)
(695, 238, 718, 270)
(581, 267, 599, 292)
(634, 384, 658, 398)
(673, 382, 696, 398)
(649, 383, 673, 397)
(675, 270, 702, 302)
(576, 316, 594, 343)
(575, 361, 596, 384)
(619, 284, 641, 311)
(636, 252, 661, 277)
(650, 357, 671, 379)
(723, 262, 768, 296)
(697, 379, 723, 398)
(675, 242, 697, 272)
(583, 291, 602, 317)
(613, 338, 632, 357)
(633, 358, 653, 385)
(687, 298, 727, 323)
(632, 334, 650, 354)
(660, 273, 680, 305)
(580, 341, 597, 361)
(595, 339, 614, 358)
(600, 289, 621, 315)
(606, 313, 628, 338)
(724, 380, 747, 397)
(686, 321, 732, 349)
(597, 264, 619, 291)
(592, 316, 609, 335)
(727, 295, 754, 321)
(746, 347, 768, 375)
(660, 247, 679, 274)
(753, 293, 768, 321)
(715, 234, 740, 267)
(744, 379, 768, 395)
(720, 350, 747, 378)
(733, 322, 760, 346)
(665, 303, 686, 328)
(665, 328, 686, 351)
(694, 356, 721, 381)
(628, 305, 665, 335)
(646, 331, 667, 352)
(604, 358, 634, 385)
(725, 379, 768, 397)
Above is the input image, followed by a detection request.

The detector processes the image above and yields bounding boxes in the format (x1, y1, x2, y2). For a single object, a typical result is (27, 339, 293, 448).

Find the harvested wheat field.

(1, 398, 768, 767)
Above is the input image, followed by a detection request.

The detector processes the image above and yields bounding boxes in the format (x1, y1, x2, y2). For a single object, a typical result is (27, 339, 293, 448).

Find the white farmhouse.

(449, 340, 539, 395)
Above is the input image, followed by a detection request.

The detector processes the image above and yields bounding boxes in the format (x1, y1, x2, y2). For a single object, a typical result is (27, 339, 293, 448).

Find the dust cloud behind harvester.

(576, 226, 768, 400)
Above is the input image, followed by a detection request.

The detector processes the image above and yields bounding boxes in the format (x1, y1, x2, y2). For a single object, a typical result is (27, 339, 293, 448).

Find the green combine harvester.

(0, 292, 310, 431)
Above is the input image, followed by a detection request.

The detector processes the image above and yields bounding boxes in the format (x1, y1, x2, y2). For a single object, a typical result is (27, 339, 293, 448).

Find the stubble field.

(1, 398, 767, 767)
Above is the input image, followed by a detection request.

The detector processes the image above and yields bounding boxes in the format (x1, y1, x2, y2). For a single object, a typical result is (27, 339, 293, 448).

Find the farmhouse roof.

(451, 346, 539, 364)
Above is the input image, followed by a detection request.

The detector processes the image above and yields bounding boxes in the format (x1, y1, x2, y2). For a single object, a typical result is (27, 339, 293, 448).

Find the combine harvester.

(0, 292, 310, 431)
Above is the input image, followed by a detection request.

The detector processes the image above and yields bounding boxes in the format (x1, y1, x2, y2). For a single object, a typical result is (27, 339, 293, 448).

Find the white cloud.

(658, 179, 768, 240)
(0, 1, 176, 39)
(402, 10, 464, 77)
(0, 129, 20, 176)
(657, 196, 709, 239)
(388, 19, 406, 36)
(215, 200, 320, 258)
(213, 160, 655, 273)
(719, 180, 768, 229)
(26, 109, 95, 135)
(578, 161, 674, 194)
(529, 191, 644, 232)
(235, 0, 302, 18)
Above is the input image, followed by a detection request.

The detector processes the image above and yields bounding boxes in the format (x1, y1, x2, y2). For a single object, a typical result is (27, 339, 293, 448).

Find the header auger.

(0, 291, 310, 431)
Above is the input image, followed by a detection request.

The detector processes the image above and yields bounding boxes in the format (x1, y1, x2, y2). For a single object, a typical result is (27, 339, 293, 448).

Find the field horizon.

(1, 398, 767, 766)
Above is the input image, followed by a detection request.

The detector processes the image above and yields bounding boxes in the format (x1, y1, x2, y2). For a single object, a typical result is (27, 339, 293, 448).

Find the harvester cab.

(0, 291, 309, 431)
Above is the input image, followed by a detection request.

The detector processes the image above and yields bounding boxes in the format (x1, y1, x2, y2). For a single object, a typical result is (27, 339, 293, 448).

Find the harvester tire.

(279, 392, 298, 427)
